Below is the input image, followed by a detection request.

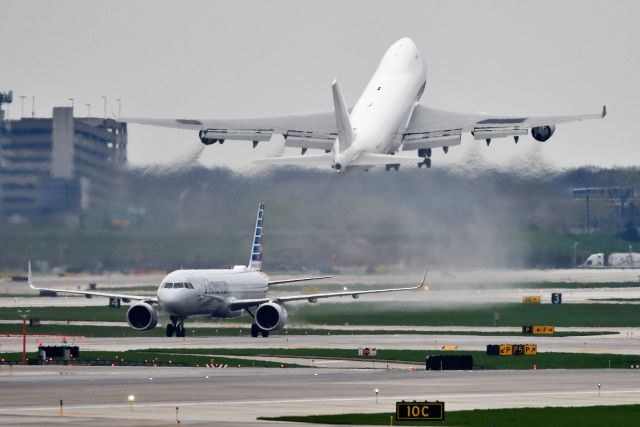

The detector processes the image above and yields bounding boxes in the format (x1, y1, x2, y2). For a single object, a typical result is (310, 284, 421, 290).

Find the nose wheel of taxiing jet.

(166, 316, 186, 337)
(251, 323, 269, 338)
(176, 323, 186, 337)
(165, 323, 175, 337)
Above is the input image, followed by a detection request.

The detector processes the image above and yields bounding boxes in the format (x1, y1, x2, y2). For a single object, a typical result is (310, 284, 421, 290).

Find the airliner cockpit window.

(185, 283, 194, 289)
(174, 283, 184, 288)
(163, 283, 173, 288)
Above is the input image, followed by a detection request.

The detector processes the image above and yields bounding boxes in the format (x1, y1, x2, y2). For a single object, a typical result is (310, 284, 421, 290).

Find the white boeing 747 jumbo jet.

(126, 37, 605, 172)
(28, 204, 426, 338)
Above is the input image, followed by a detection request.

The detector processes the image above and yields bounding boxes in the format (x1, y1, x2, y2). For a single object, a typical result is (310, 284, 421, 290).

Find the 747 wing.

(125, 110, 340, 152)
(402, 104, 606, 152)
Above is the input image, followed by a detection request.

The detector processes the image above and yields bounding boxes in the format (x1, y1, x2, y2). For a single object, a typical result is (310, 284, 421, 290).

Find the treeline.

(1, 165, 639, 271)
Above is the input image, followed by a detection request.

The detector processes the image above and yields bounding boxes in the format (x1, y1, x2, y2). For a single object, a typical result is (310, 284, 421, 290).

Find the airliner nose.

(159, 291, 186, 314)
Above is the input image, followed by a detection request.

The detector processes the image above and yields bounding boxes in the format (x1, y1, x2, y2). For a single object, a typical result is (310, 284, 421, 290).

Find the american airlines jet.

(126, 37, 605, 172)
(28, 204, 426, 338)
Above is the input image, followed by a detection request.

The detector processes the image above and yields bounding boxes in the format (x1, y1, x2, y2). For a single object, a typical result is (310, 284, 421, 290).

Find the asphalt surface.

(1, 270, 639, 425)
(0, 366, 638, 426)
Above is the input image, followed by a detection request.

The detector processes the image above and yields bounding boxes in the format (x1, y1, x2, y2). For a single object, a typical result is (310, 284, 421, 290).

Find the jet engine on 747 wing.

(531, 125, 556, 142)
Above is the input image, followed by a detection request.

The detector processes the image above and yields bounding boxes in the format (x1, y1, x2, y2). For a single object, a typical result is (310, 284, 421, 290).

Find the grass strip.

(159, 348, 640, 370)
(2, 302, 640, 327)
(0, 350, 300, 368)
(259, 405, 640, 426)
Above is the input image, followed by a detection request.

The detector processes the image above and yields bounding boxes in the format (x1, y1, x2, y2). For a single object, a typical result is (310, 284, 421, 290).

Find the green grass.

(0, 306, 129, 322)
(259, 405, 640, 426)
(449, 281, 640, 290)
(160, 348, 640, 370)
(0, 350, 300, 368)
(4, 347, 639, 370)
(291, 302, 640, 327)
(3, 301, 640, 328)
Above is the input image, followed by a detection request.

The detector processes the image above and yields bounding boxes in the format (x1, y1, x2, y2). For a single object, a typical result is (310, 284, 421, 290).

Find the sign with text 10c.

(396, 401, 445, 421)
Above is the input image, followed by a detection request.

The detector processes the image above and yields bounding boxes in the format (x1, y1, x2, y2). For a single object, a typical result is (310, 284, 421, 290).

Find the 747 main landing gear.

(417, 148, 432, 168)
(166, 315, 186, 337)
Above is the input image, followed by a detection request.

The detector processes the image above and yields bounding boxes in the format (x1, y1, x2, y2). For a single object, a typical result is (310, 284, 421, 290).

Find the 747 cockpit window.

(163, 283, 173, 288)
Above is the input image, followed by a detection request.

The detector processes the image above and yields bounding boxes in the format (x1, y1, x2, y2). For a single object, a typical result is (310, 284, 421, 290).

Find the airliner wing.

(26, 262, 158, 303)
(402, 104, 606, 150)
(268, 276, 332, 285)
(229, 267, 428, 311)
(124, 111, 339, 151)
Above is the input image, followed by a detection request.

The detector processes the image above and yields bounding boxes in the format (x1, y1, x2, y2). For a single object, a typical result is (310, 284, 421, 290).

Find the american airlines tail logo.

(248, 203, 264, 271)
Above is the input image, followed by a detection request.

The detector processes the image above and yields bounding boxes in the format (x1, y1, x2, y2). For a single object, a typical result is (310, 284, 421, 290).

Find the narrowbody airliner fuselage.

(29, 204, 426, 338)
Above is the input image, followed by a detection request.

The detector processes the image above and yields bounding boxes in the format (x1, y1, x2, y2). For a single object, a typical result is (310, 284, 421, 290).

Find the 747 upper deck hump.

(125, 37, 606, 172)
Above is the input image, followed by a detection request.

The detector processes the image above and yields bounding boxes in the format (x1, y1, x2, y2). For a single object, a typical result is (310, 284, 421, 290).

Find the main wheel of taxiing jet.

(176, 324, 186, 338)
(251, 323, 259, 338)
(165, 323, 176, 337)
(260, 329, 269, 338)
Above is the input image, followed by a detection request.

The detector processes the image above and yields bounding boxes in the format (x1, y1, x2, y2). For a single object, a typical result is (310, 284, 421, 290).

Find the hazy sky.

(3, 0, 639, 171)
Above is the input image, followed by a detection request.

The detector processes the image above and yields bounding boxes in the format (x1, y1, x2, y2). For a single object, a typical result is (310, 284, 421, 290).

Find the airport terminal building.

(0, 106, 127, 221)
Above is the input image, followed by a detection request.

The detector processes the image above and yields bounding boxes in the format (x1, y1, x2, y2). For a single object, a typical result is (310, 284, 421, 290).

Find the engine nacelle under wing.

(198, 128, 273, 145)
(531, 125, 556, 142)
(255, 302, 288, 331)
(126, 302, 159, 331)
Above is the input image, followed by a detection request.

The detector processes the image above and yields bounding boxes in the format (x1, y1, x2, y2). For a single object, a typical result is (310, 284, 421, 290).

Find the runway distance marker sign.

(396, 401, 445, 421)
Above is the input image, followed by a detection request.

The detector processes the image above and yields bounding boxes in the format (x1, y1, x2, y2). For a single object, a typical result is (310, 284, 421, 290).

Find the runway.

(0, 366, 638, 426)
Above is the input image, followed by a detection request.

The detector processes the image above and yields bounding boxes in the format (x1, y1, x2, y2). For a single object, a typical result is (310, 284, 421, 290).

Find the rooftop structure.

(0, 105, 127, 220)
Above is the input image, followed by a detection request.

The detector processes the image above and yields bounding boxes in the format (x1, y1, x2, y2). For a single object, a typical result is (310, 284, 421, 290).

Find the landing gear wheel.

(425, 158, 431, 168)
(260, 329, 269, 338)
(251, 323, 259, 338)
(176, 324, 186, 338)
(165, 323, 176, 337)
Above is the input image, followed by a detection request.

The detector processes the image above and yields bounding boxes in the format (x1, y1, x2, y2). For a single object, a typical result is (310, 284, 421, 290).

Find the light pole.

(17, 309, 30, 365)
(19, 95, 26, 118)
